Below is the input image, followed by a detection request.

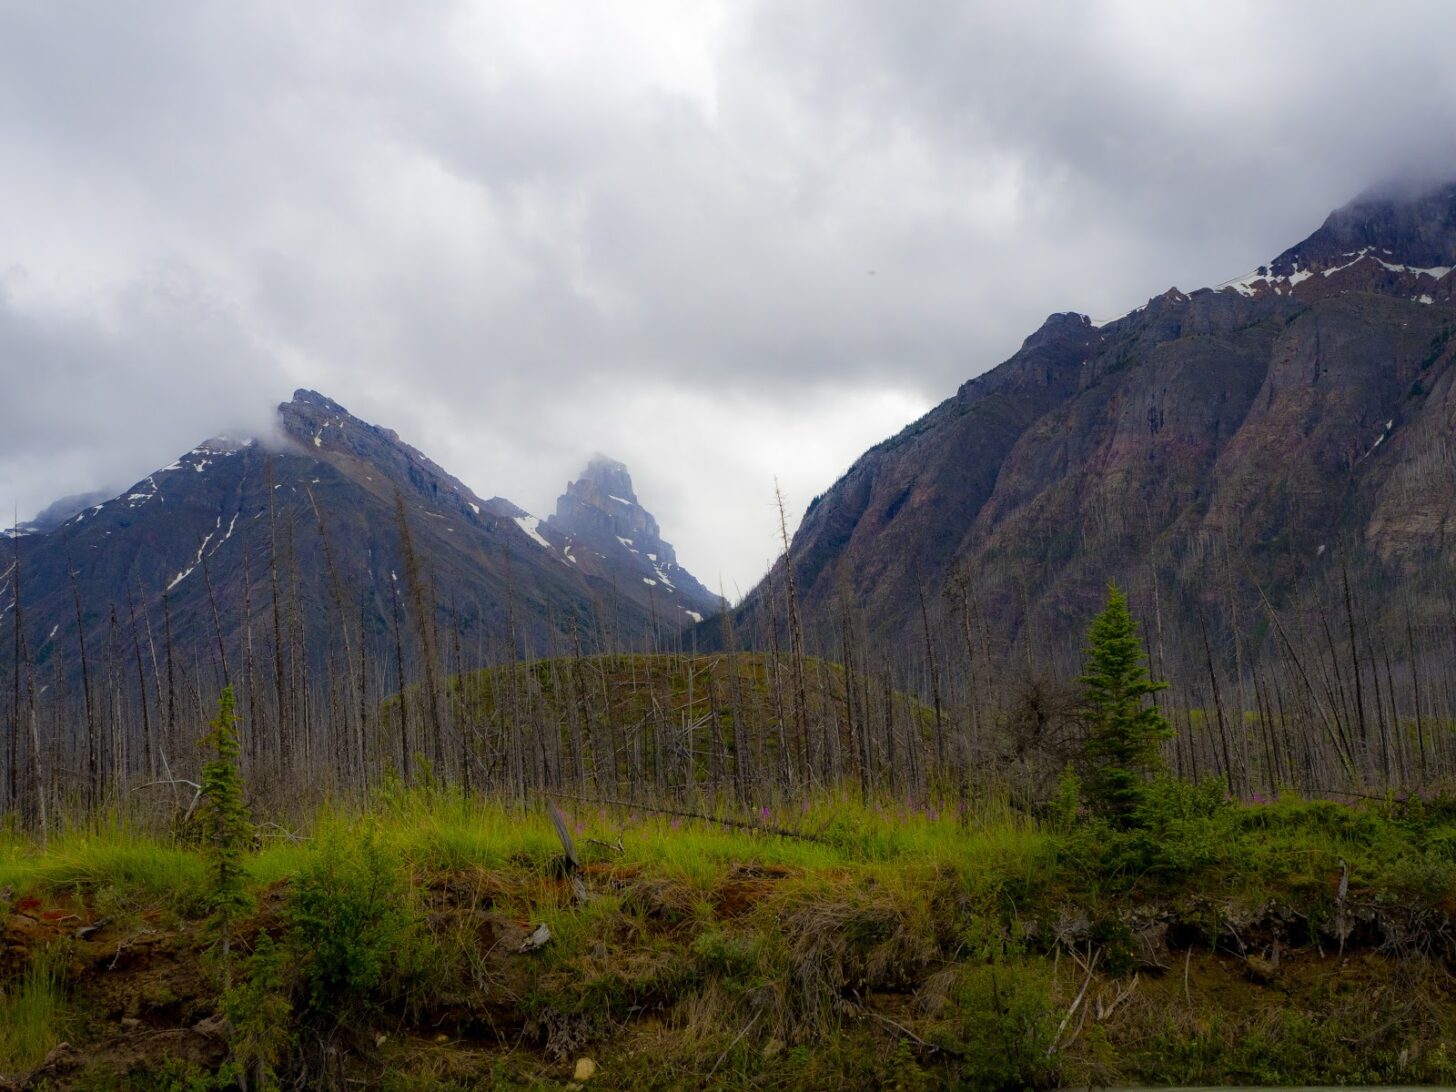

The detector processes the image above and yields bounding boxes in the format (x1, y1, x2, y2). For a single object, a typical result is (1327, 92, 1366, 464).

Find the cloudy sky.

(3, 1, 1455, 595)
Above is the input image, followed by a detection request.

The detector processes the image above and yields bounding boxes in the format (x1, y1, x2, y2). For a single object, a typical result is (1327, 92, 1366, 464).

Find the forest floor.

(1, 786, 1455, 1089)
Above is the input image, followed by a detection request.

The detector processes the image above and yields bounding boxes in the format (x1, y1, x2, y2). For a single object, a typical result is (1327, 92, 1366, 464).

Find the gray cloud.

(3, 0, 1455, 591)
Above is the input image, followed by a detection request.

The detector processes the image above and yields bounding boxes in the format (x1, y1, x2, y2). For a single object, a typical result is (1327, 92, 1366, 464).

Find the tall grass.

(0, 945, 65, 1073)
(0, 828, 209, 912)
(2, 785, 1453, 915)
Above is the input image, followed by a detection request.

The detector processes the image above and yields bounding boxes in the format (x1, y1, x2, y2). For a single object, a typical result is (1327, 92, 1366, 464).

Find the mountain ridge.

(728, 179, 1456, 677)
(1, 391, 720, 703)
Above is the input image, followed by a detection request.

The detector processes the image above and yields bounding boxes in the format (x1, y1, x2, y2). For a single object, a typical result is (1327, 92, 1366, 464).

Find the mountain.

(8, 491, 114, 535)
(728, 180, 1456, 673)
(548, 455, 719, 623)
(0, 391, 718, 701)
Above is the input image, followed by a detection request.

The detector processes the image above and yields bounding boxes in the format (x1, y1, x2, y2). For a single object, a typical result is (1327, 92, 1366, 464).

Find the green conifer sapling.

(1079, 583, 1172, 826)
(201, 686, 252, 972)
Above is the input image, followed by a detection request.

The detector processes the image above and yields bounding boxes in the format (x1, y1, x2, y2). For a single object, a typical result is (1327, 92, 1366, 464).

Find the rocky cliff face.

(554, 456, 661, 553)
(731, 180, 1456, 670)
(549, 456, 720, 623)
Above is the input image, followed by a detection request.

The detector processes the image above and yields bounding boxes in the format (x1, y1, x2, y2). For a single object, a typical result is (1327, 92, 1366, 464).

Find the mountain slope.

(730, 181, 1456, 671)
(0, 392, 717, 703)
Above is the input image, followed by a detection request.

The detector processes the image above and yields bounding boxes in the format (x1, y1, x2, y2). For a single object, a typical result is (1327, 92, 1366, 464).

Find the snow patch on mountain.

(513, 515, 551, 550)
(1218, 262, 1312, 296)
(168, 535, 211, 591)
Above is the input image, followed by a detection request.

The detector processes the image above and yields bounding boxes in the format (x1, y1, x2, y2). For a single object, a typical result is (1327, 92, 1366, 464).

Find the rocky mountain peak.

(1273, 179, 1456, 274)
(549, 456, 669, 561)
(1221, 178, 1456, 300)
(1020, 311, 1094, 350)
(274, 388, 494, 523)
(290, 388, 348, 414)
(578, 454, 638, 505)
(546, 457, 719, 617)
(277, 388, 357, 450)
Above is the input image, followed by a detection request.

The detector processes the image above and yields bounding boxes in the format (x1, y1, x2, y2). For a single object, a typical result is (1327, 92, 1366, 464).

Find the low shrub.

(945, 962, 1059, 1090)
(221, 932, 292, 1090)
(287, 826, 424, 1024)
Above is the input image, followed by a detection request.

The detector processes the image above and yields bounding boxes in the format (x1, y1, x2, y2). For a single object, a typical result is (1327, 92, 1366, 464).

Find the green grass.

(5, 786, 1453, 917)
(0, 944, 65, 1073)
(0, 826, 210, 912)
(3, 785, 1455, 1087)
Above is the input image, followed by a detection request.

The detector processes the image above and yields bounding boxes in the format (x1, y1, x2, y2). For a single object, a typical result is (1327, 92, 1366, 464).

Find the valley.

(4, 179, 1456, 1089)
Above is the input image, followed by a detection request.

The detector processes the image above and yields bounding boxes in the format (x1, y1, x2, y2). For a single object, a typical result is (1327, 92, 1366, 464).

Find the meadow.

(2, 781, 1455, 1089)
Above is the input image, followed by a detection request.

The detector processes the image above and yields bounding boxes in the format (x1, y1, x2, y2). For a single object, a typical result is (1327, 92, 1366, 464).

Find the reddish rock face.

(732, 181, 1456, 667)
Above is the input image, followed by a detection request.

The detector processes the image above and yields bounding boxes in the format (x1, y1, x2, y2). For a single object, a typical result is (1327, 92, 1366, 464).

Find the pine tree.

(1079, 583, 1171, 826)
(201, 685, 252, 972)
